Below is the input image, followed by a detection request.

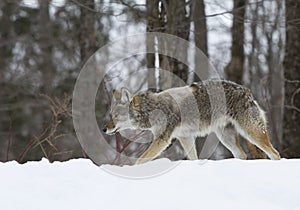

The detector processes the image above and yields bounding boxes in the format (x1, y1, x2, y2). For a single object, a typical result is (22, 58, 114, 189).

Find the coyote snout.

(103, 118, 117, 134)
(103, 79, 281, 164)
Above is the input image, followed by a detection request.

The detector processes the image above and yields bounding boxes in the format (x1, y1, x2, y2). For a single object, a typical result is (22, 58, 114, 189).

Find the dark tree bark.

(145, 0, 191, 90)
(79, 0, 96, 63)
(193, 0, 208, 56)
(265, 0, 284, 151)
(0, 0, 17, 161)
(158, 0, 190, 89)
(167, 0, 190, 85)
(38, 0, 55, 94)
(283, 1, 300, 157)
(0, 0, 14, 76)
(192, 0, 208, 82)
(146, 0, 160, 89)
(225, 0, 245, 84)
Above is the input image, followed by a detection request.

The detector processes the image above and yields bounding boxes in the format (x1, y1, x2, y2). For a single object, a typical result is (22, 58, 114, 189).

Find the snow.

(1, 158, 300, 210)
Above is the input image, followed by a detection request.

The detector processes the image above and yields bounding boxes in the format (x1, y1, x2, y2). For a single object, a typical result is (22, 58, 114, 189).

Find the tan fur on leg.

(136, 139, 172, 164)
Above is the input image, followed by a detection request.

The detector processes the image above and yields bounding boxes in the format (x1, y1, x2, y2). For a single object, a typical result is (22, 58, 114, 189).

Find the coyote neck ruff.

(104, 79, 281, 164)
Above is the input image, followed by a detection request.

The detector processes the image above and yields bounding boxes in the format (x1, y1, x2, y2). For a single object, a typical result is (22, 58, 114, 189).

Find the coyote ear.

(121, 87, 132, 103)
(112, 89, 121, 101)
(132, 96, 139, 107)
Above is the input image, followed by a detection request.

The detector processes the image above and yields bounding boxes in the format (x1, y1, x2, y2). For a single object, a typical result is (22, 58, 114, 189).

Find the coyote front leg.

(178, 137, 198, 160)
(135, 136, 172, 165)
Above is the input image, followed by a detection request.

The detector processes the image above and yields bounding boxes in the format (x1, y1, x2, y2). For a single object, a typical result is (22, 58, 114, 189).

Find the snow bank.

(1, 158, 300, 210)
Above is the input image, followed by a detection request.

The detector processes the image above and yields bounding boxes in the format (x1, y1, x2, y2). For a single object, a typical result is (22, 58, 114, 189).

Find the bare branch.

(69, 0, 97, 12)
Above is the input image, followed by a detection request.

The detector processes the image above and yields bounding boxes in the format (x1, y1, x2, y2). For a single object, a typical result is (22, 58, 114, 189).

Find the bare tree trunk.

(283, 1, 300, 157)
(146, 0, 160, 89)
(158, 0, 190, 89)
(0, 0, 16, 161)
(225, 0, 245, 84)
(192, 0, 209, 82)
(265, 0, 284, 151)
(247, 2, 264, 107)
(169, 0, 189, 84)
(268, 62, 284, 150)
(38, 0, 55, 94)
(0, 0, 14, 77)
(79, 0, 96, 63)
(192, 0, 208, 56)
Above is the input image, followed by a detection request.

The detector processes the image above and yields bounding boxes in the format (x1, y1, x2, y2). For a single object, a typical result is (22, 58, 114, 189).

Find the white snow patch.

(1, 158, 300, 210)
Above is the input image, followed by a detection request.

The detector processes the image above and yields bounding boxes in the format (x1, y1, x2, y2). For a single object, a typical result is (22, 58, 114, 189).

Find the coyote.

(103, 79, 280, 164)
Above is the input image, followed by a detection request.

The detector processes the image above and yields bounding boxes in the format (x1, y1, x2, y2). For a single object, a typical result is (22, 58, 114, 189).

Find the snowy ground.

(1, 158, 300, 210)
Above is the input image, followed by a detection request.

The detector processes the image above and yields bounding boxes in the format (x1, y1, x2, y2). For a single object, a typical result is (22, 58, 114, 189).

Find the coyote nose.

(103, 128, 107, 133)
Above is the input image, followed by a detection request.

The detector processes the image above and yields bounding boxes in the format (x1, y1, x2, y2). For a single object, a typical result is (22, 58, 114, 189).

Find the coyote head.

(103, 88, 133, 135)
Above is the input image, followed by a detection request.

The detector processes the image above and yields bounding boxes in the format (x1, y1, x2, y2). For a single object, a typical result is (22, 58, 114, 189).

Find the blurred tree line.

(0, 0, 299, 164)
